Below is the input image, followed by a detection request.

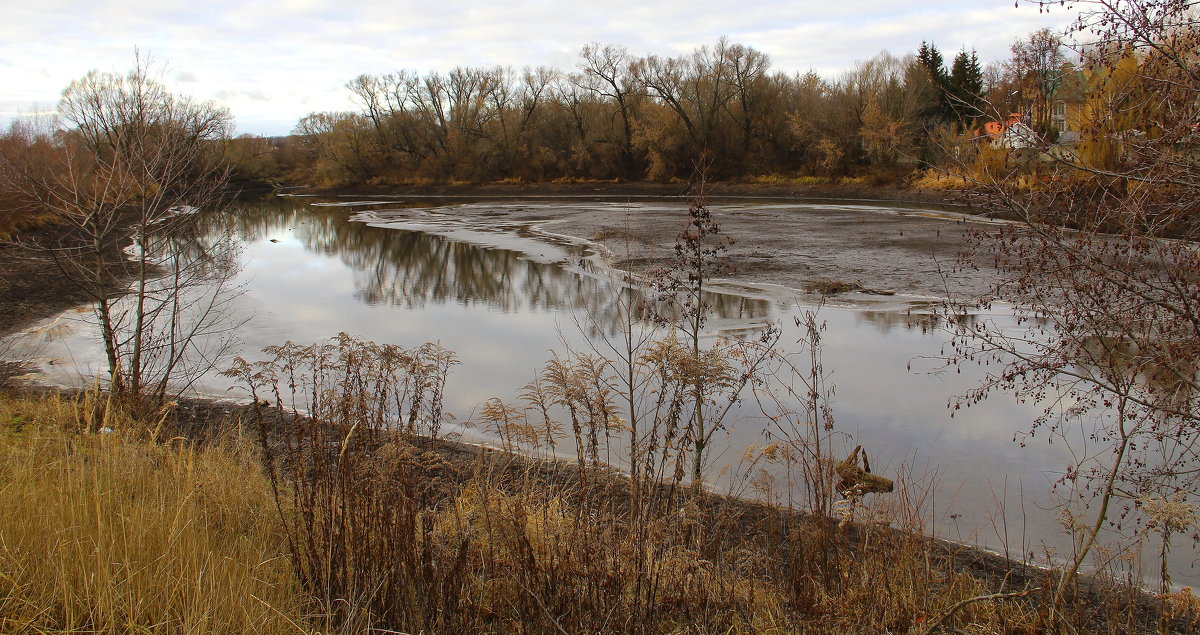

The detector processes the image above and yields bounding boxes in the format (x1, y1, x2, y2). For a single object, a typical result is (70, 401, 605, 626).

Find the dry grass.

(910, 168, 974, 191)
(228, 423, 1052, 633)
(0, 375, 1166, 634)
(221, 333, 1057, 634)
(0, 211, 60, 241)
(750, 174, 868, 186)
(910, 162, 1044, 193)
(209, 320, 1175, 634)
(803, 277, 865, 296)
(0, 387, 1165, 634)
(549, 176, 625, 184)
(0, 392, 312, 634)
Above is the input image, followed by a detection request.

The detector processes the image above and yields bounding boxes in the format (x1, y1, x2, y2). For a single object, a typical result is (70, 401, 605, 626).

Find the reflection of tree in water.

(854, 306, 988, 335)
(226, 198, 772, 335)
(856, 310, 920, 334)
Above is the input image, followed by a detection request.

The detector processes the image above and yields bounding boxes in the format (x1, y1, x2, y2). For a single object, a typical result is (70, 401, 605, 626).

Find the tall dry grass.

(0, 384, 1167, 634)
(225, 333, 1102, 634)
(0, 392, 312, 634)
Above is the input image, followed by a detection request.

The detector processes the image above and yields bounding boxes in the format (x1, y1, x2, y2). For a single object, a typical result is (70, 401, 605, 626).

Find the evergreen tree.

(917, 42, 947, 87)
(948, 49, 983, 123)
(917, 41, 952, 121)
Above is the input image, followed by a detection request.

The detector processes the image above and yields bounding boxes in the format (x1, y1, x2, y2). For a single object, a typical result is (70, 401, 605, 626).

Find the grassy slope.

(0, 390, 1179, 633)
(0, 393, 309, 634)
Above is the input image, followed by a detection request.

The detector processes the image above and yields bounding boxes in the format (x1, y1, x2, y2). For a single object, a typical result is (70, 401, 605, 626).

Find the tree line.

(1, 28, 1080, 200)
(226, 32, 1068, 187)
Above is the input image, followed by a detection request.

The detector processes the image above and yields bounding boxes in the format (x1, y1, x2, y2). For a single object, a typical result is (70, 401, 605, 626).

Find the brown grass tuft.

(0, 393, 312, 634)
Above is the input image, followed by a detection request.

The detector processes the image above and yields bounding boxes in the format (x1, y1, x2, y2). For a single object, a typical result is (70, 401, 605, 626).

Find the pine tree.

(917, 42, 947, 88)
(948, 49, 984, 123)
(917, 41, 952, 121)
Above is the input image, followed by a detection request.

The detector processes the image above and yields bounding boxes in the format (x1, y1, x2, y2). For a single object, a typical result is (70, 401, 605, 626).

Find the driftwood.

(835, 445, 893, 497)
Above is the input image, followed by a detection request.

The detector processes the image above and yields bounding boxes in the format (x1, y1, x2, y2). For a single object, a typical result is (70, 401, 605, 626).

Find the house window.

(1052, 101, 1067, 132)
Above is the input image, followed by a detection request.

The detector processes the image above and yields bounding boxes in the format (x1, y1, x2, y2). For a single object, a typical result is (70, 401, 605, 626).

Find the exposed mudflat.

(0, 221, 133, 339)
(349, 195, 1006, 301)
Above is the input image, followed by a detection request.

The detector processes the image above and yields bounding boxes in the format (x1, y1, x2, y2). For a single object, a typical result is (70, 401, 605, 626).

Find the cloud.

(0, 0, 1082, 135)
(213, 89, 271, 102)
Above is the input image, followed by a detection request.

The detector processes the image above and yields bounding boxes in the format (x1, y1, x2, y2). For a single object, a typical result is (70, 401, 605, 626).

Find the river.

(5, 194, 1192, 587)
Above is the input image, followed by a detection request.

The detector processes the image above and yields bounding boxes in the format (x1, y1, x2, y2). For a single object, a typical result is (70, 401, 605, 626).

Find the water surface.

(7, 195, 1191, 586)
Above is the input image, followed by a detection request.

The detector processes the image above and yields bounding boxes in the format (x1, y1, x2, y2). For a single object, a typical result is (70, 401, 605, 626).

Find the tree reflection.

(225, 197, 774, 336)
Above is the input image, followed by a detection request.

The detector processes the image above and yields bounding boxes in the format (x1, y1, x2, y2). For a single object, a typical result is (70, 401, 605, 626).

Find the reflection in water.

(856, 308, 935, 334)
(228, 198, 774, 338)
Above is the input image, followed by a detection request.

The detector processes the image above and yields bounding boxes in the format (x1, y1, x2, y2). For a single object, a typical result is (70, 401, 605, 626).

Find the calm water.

(7, 195, 1193, 586)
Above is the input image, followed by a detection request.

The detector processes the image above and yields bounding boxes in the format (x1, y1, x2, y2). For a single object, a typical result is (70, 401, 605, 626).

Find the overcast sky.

(1, 0, 1079, 136)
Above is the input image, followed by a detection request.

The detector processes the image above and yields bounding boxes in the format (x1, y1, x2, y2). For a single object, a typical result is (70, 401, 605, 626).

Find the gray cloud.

(0, 0, 1080, 135)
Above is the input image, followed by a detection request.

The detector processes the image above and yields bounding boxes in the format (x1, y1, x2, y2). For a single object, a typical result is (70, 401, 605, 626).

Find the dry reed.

(0, 392, 312, 634)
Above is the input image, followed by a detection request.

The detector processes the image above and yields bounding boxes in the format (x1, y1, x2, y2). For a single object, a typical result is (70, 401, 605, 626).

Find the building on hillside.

(980, 67, 1086, 151)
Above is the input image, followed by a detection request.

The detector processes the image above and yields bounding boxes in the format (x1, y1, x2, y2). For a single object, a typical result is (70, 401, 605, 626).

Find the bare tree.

(1007, 28, 1067, 132)
(946, 0, 1200, 623)
(577, 43, 642, 174)
(1, 56, 239, 405)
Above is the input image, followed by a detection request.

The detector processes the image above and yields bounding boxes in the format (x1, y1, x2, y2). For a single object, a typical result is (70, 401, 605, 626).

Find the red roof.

(984, 114, 1025, 136)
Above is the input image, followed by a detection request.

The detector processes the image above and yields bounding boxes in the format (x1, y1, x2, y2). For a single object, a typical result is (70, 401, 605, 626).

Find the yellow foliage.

(1075, 48, 1145, 171)
(750, 174, 865, 186)
(910, 168, 972, 190)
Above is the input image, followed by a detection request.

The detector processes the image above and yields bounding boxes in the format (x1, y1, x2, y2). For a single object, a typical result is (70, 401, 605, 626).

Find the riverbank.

(0, 222, 118, 339)
(0, 216, 142, 384)
(292, 178, 978, 208)
(0, 387, 1176, 633)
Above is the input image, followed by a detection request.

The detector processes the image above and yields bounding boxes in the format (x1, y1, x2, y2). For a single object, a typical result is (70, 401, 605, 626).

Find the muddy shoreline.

(291, 179, 978, 206)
